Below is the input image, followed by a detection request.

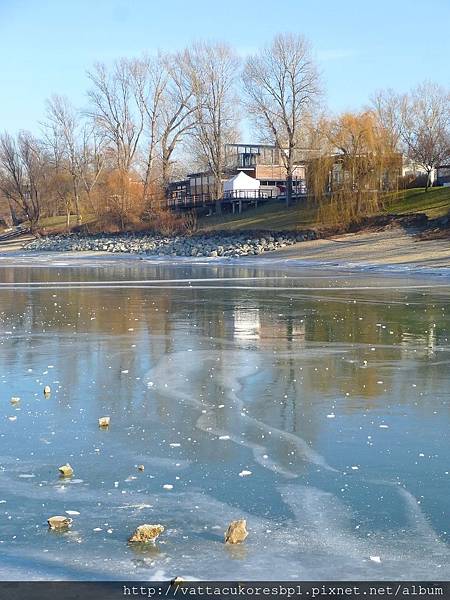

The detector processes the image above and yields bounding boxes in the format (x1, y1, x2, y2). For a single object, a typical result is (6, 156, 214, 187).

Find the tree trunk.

(425, 170, 432, 192)
(73, 179, 82, 224)
(142, 149, 155, 204)
(286, 173, 293, 208)
(29, 214, 39, 234)
(214, 176, 222, 215)
(162, 154, 171, 203)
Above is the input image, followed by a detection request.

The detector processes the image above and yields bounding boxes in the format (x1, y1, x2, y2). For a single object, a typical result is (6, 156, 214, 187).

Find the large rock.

(58, 463, 73, 477)
(48, 515, 73, 530)
(128, 523, 165, 543)
(224, 519, 248, 544)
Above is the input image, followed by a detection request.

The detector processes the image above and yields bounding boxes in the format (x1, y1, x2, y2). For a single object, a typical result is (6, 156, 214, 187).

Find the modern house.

(167, 144, 421, 212)
(402, 158, 436, 186)
(167, 143, 308, 209)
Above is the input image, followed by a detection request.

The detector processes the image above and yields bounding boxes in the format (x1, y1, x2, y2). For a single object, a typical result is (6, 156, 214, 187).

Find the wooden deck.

(167, 189, 307, 213)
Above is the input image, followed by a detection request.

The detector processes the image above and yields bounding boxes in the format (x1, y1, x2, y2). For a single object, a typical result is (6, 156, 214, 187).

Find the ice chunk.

(238, 470, 252, 477)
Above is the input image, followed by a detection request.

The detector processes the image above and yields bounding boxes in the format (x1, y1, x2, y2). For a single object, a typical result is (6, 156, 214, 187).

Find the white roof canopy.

(223, 171, 260, 192)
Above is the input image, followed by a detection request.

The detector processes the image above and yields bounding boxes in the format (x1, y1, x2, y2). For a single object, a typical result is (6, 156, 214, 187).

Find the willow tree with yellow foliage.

(308, 111, 401, 227)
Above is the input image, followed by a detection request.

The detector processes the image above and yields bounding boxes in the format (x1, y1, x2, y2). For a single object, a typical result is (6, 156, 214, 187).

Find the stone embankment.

(25, 230, 319, 257)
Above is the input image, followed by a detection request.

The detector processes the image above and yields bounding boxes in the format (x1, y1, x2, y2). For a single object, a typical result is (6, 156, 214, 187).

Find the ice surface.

(0, 258, 449, 580)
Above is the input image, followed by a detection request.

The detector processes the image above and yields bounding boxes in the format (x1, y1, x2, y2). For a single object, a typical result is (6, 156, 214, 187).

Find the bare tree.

(399, 82, 450, 190)
(185, 41, 239, 213)
(159, 51, 198, 198)
(87, 59, 145, 174)
(0, 131, 48, 231)
(370, 88, 403, 153)
(87, 59, 146, 227)
(133, 51, 199, 203)
(44, 94, 84, 223)
(243, 33, 320, 207)
(129, 54, 166, 202)
(78, 124, 106, 212)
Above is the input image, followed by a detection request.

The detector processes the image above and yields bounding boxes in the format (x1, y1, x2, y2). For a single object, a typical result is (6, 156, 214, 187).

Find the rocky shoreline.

(22, 213, 436, 258)
(25, 230, 320, 257)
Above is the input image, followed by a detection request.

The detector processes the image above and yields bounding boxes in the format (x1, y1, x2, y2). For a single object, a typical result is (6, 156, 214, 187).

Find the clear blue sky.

(0, 0, 449, 134)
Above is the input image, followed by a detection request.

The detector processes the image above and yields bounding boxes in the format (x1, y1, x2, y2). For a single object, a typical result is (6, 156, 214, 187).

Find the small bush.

(183, 210, 198, 235)
(147, 208, 186, 236)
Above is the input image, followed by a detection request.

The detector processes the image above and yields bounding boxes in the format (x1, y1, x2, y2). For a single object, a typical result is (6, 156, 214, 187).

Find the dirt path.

(0, 234, 35, 253)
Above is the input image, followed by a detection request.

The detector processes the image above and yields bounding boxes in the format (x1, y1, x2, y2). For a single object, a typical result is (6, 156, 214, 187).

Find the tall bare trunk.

(214, 175, 222, 215)
(162, 152, 171, 202)
(286, 173, 293, 208)
(73, 178, 82, 224)
(143, 152, 154, 202)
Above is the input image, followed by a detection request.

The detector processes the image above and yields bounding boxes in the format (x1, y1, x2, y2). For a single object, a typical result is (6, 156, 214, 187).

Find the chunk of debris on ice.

(98, 416, 110, 428)
(224, 519, 248, 544)
(58, 463, 74, 478)
(163, 484, 173, 490)
(370, 556, 381, 563)
(48, 516, 72, 530)
(128, 524, 165, 543)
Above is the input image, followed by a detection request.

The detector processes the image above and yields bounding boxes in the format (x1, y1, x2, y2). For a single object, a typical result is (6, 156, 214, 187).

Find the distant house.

(224, 143, 307, 185)
(167, 143, 308, 208)
(436, 164, 450, 186)
(402, 158, 436, 186)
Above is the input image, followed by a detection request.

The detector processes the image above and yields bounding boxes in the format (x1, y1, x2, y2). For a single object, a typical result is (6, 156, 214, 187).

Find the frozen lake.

(0, 256, 449, 580)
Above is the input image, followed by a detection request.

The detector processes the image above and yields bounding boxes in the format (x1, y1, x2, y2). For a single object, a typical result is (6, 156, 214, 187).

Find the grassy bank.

(198, 198, 318, 232)
(37, 214, 97, 232)
(383, 187, 450, 218)
(198, 187, 450, 232)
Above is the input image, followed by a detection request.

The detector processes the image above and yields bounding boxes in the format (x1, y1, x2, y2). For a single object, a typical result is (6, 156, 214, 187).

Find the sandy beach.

(268, 228, 450, 269)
